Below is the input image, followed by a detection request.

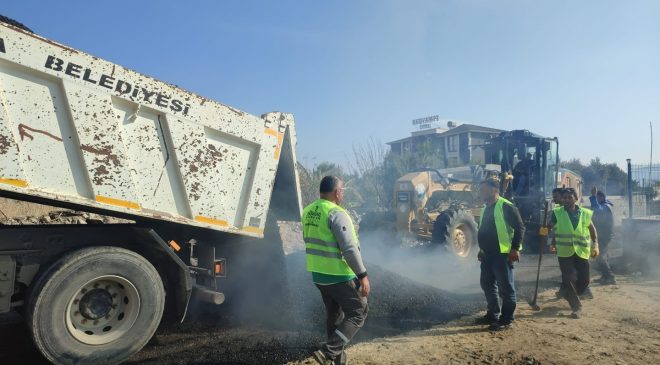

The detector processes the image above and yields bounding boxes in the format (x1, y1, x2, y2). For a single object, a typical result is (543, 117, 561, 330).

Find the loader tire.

(432, 209, 478, 258)
(27, 246, 165, 365)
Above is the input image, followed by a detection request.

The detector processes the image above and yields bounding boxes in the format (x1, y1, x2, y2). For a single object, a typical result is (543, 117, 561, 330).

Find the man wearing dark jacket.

(590, 186, 616, 285)
(476, 178, 525, 331)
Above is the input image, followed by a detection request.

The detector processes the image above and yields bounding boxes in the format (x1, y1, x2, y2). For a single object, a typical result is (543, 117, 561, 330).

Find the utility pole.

(627, 158, 633, 218)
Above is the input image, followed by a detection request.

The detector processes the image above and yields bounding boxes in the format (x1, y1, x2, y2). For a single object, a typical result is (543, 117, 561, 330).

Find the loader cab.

(484, 130, 559, 231)
(484, 130, 559, 200)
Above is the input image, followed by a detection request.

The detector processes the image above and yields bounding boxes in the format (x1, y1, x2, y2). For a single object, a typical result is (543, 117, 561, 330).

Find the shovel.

(528, 201, 550, 311)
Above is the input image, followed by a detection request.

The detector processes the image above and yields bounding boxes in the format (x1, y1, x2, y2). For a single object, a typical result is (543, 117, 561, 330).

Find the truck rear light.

(168, 240, 181, 252)
(214, 259, 226, 277)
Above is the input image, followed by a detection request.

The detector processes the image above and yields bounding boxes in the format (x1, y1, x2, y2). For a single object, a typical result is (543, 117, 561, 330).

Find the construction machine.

(393, 130, 582, 257)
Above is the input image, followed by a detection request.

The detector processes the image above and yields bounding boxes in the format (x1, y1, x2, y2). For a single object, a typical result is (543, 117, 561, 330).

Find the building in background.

(387, 116, 504, 167)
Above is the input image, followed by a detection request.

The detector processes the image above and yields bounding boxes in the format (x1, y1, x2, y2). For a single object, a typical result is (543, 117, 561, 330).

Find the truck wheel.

(433, 210, 478, 258)
(27, 246, 165, 365)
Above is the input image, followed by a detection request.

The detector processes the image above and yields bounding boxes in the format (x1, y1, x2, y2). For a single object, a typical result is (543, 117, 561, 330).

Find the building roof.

(386, 136, 415, 145)
(437, 124, 504, 137)
(410, 127, 448, 137)
(387, 123, 504, 145)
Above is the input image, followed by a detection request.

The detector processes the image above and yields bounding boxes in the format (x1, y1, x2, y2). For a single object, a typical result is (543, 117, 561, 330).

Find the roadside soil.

(291, 276, 660, 365)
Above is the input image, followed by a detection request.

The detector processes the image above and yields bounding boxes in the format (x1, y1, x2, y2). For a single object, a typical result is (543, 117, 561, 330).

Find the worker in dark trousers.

(302, 176, 370, 365)
(590, 186, 616, 285)
(551, 188, 567, 299)
(476, 177, 525, 331)
(546, 188, 599, 318)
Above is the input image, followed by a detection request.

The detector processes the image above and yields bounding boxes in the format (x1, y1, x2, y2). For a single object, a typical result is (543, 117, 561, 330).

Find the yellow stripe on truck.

(195, 215, 229, 227)
(0, 178, 28, 187)
(242, 226, 264, 235)
(95, 195, 141, 210)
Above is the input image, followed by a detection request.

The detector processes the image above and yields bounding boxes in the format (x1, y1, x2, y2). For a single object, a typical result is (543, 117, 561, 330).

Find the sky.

(2, 1, 659, 171)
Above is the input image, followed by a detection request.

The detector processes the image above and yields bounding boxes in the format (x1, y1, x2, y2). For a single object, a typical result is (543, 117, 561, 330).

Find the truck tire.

(432, 209, 478, 258)
(27, 246, 165, 365)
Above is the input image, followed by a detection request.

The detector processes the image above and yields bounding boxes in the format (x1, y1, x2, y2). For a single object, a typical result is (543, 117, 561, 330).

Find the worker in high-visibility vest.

(551, 187, 568, 299)
(476, 177, 525, 331)
(303, 176, 369, 365)
(545, 187, 599, 319)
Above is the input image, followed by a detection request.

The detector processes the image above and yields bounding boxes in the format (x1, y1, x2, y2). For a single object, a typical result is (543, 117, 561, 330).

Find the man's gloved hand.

(591, 243, 600, 258)
(539, 227, 549, 237)
(549, 244, 557, 254)
(591, 185, 597, 196)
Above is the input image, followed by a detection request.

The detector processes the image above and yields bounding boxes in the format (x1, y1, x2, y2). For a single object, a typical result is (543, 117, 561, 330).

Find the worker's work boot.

(488, 321, 513, 331)
(312, 350, 333, 365)
(334, 351, 347, 365)
(475, 313, 499, 325)
(570, 308, 582, 319)
(598, 276, 617, 285)
(579, 288, 594, 300)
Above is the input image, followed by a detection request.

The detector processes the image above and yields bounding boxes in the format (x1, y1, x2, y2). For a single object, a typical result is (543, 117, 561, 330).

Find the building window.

(448, 135, 458, 152)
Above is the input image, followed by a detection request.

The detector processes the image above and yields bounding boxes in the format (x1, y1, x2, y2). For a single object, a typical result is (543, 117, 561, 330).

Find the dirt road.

(1, 218, 657, 365)
(291, 276, 660, 365)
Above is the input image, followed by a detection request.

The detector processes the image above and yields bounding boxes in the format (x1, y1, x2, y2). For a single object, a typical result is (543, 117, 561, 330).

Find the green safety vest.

(302, 199, 359, 276)
(480, 197, 520, 253)
(554, 206, 593, 259)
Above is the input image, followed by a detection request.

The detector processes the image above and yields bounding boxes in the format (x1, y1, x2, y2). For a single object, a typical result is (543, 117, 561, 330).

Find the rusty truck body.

(0, 19, 302, 365)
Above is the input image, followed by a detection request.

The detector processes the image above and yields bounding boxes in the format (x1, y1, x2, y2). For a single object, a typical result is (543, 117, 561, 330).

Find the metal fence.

(629, 162, 660, 218)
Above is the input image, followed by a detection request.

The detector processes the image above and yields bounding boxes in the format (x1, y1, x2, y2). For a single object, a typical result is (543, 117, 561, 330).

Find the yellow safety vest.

(479, 197, 520, 253)
(302, 199, 359, 276)
(553, 206, 593, 259)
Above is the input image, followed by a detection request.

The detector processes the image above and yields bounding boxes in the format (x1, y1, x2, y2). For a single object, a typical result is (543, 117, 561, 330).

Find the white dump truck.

(0, 17, 302, 365)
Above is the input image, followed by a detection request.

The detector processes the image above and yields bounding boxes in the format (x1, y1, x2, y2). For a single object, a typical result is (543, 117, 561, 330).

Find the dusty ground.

(1, 202, 657, 365)
(291, 276, 660, 365)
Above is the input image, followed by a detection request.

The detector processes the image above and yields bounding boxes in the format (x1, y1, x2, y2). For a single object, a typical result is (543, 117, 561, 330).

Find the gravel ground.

(1, 247, 490, 365)
(123, 247, 489, 365)
(0, 226, 569, 365)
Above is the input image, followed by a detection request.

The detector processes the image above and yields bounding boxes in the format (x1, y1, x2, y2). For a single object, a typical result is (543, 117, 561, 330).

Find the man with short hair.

(552, 187, 564, 206)
(547, 188, 599, 318)
(590, 186, 616, 285)
(303, 176, 370, 365)
(476, 178, 525, 331)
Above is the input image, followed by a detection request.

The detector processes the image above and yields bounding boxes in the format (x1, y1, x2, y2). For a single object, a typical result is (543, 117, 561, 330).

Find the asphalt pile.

(0, 216, 485, 365)
(126, 248, 484, 365)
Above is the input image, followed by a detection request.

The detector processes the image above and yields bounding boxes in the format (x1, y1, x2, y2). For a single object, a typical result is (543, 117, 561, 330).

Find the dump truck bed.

(0, 22, 301, 237)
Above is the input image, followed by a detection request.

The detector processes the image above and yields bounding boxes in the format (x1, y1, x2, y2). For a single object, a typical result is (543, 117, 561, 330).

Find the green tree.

(559, 158, 628, 195)
(297, 162, 344, 206)
(300, 140, 447, 210)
